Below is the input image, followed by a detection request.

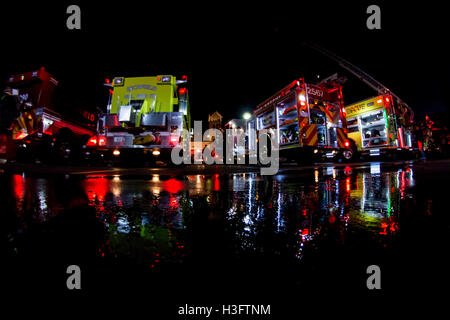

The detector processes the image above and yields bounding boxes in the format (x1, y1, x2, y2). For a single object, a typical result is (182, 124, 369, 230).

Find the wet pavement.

(2, 159, 450, 309)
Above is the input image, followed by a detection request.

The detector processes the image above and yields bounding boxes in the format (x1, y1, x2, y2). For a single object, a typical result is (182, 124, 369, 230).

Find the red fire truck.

(248, 78, 349, 163)
(0, 68, 95, 163)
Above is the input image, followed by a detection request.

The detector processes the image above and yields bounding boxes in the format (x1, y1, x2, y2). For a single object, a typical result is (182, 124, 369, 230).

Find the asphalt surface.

(0, 158, 437, 177)
(2, 158, 450, 314)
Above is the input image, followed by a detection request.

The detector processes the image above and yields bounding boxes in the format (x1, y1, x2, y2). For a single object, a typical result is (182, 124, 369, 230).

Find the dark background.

(0, 1, 449, 126)
(1, 2, 448, 313)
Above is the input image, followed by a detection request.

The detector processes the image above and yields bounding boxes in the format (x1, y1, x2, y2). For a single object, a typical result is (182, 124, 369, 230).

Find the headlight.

(152, 150, 161, 156)
(113, 77, 124, 86)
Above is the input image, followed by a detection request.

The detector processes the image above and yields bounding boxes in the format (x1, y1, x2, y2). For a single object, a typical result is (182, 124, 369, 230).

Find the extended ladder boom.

(304, 42, 413, 119)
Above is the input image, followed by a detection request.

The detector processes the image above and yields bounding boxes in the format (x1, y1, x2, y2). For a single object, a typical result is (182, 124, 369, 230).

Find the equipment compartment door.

(310, 109, 327, 146)
(327, 127, 338, 148)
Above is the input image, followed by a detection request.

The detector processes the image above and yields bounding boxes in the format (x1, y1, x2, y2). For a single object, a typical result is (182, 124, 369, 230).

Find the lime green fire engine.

(87, 75, 190, 163)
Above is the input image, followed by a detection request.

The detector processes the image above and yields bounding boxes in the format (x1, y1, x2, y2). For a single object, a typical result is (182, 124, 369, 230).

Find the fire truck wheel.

(58, 141, 72, 162)
(54, 127, 75, 163)
(342, 139, 358, 162)
(342, 149, 354, 161)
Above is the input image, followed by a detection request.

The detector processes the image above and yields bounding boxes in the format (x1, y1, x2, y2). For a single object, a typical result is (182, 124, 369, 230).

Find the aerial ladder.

(303, 42, 414, 120)
(304, 42, 417, 158)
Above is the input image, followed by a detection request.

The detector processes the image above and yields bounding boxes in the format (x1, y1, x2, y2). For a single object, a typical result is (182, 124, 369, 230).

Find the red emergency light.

(170, 135, 179, 145)
(398, 128, 404, 148)
(299, 94, 306, 106)
(98, 136, 106, 146)
(87, 135, 106, 146)
(87, 137, 97, 146)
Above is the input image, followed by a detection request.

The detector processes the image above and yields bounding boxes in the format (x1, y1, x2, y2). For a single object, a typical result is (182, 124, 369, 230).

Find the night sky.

(1, 1, 449, 126)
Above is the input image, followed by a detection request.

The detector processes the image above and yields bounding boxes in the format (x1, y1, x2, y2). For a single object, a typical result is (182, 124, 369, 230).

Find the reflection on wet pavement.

(6, 159, 450, 300)
(4, 163, 417, 271)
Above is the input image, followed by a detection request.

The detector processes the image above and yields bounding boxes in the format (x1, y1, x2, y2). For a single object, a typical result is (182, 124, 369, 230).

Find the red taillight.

(87, 136, 97, 146)
(170, 135, 179, 145)
(344, 140, 350, 147)
(98, 136, 106, 146)
(87, 135, 106, 146)
(179, 88, 186, 95)
(385, 97, 390, 103)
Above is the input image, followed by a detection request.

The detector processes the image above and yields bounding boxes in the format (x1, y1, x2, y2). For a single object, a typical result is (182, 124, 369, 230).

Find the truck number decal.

(307, 87, 323, 98)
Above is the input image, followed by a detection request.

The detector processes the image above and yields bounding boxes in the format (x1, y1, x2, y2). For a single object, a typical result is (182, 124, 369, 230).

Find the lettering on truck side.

(307, 87, 324, 97)
(126, 85, 157, 91)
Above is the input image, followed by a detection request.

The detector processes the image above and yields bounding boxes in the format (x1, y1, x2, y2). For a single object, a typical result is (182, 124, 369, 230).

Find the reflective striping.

(319, 105, 340, 124)
(309, 134, 318, 146)
(336, 127, 347, 148)
(323, 108, 335, 122)
(302, 125, 318, 146)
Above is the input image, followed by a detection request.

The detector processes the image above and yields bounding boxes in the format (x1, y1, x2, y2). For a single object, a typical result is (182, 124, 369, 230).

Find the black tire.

(342, 139, 358, 162)
(342, 149, 354, 161)
(54, 128, 76, 164)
